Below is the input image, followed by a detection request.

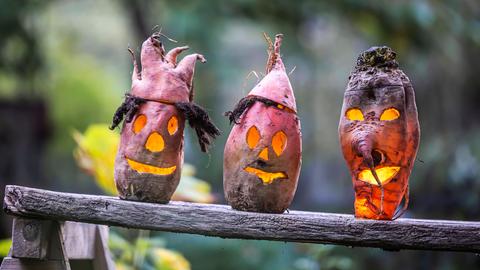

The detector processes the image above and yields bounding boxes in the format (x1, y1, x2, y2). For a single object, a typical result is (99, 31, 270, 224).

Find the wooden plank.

(6, 219, 71, 270)
(61, 221, 114, 269)
(62, 222, 97, 260)
(11, 218, 51, 259)
(92, 226, 116, 270)
(0, 258, 65, 270)
(4, 185, 480, 253)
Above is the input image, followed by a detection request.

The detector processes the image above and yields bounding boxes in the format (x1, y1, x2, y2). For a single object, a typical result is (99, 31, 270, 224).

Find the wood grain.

(4, 185, 480, 253)
(0, 258, 65, 270)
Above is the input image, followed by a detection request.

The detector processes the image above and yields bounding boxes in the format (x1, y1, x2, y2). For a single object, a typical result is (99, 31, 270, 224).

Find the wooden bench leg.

(0, 218, 114, 270)
(0, 217, 70, 270)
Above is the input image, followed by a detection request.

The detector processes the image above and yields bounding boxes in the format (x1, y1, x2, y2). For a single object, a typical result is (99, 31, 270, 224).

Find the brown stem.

(356, 138, 384, 216)
(368, 162, 384, 216)
(274, 34, 283, 55)
(128, 47, 141, 81)
(264, 33, 283, 74)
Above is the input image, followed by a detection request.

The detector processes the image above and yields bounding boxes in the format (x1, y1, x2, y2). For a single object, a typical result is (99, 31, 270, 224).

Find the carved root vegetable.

(224, 34, 302, 213)
(338, 46, 420, 220)
(110, 33, 220, 203)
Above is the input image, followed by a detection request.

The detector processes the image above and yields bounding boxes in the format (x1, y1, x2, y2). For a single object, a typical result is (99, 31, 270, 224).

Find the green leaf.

(0, 238, 12, 257)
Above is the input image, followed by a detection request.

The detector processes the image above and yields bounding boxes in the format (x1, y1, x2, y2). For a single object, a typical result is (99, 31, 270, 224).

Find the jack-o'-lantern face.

(224, 33, 301, 214)
(243, 116, 289, 184)
(342, 88, 407, 187)
(338, 46, 420, 220)
(112, 33, 218, 204)
(224, 102, 301, 213)
(125, 104, 184, 175)
(115, 102, 185, 202)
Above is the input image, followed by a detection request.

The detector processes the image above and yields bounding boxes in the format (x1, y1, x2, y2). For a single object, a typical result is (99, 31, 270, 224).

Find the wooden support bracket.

(0, 217, 114, 270)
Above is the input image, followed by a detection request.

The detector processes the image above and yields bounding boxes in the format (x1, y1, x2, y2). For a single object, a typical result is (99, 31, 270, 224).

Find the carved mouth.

(357, 166, 400, 186)
(244, 167, 287, 185)
(127, 158, 176, 175)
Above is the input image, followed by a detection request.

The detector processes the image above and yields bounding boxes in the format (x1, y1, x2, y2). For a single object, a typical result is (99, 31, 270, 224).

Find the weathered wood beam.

(4, 185, 480, 253)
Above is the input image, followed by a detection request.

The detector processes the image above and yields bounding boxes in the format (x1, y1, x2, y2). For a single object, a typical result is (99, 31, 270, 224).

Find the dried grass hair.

(174, 101, 220, 152)
(224, 95, 277, 125)
(109, 94, 146, 130)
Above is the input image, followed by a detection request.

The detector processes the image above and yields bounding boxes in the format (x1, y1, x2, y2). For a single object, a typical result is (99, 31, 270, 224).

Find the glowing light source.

(346, 108, 364, 121)
(358, 166, 401, 186)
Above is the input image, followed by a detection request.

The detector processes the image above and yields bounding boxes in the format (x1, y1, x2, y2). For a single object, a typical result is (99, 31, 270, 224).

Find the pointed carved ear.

(165, 46, 189, 66)
(176, 54, 206, 89)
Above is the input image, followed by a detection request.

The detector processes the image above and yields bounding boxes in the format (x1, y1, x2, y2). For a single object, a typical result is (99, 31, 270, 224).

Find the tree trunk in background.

(0, 99, 49, 238)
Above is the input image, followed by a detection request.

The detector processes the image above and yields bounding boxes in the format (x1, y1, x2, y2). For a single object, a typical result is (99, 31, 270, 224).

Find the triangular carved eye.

(246, 126, 260, 149)
(133, 114, 147, 134)
(167, 116, 178, 135)
(345, 108, 364, 121)
(272, 131, 287, 156)
(380, 108, 400, 121)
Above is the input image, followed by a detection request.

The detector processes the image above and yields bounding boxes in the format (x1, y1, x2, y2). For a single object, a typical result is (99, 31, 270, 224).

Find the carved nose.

(258, 147, 269, 161)
(145, 132, 165, 152)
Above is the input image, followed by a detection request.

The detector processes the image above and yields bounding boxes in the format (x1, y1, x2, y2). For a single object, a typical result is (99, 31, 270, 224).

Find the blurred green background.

(1, 0, 479, 269)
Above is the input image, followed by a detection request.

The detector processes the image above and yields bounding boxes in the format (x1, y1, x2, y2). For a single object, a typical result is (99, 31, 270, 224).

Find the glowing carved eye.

(246, 126, 260, 149)
(167, 116, 178, 135)
(346, 108, 364, 121)
(380, 108, 400, 121)
(133, 114, 147, 134)
(272, 131, 287, 156)
(145, 132, 165, 152)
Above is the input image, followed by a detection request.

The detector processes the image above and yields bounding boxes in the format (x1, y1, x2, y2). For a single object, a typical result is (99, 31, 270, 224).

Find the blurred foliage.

(46, 45, 122, 153)
(161, 233, 359, 270)
(299, 245, 353, 270)
(0, 0, 50, 98)
(0, 239, 11, 257)
(73, 124, 215, 203)
(73, 124, 119, 195)
(110, 231, 190, 270)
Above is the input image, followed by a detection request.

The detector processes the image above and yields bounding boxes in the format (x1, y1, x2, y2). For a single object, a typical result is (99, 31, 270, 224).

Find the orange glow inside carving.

(346, 108, 364, 121)
(380, 108, 400, 121)
(354, 197, 374, 218)
(145, 132, 165, 152)
(258, 147, 269, 160)
(244, 167, 287, 184)
(167, 115, 178, 135)
(127, 158, 176, 175)
(246, 126, 260, 149)
(133, 115, 147, 134)
(272, 131, 287, 156)
(358, 166, 401, 186)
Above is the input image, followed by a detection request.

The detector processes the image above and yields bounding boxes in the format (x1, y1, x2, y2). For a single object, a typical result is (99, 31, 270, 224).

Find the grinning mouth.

(127, 158, 176, 175)
(357, 166, 400, 186)
(244, 167, 287, 185)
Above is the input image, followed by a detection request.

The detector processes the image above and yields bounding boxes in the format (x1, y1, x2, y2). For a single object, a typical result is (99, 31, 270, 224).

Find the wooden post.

(11, 218, 51, 260)
(1, 217, 70, 270)
(0, 218, 114, 270)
